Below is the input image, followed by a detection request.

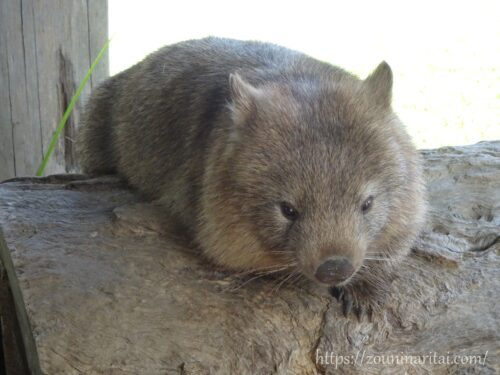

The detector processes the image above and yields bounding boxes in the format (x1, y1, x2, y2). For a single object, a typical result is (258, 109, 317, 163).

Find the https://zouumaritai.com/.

(315, 349, 489, 370)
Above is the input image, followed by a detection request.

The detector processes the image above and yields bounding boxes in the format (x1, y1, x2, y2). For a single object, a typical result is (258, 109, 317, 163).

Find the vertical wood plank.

(4, 0, 44, 178)
(21, 0, 44, 175)
(0, 0, 108, 179)
(88, 0, 109, 89)
(33, 0, 93, 175)
(0, 0, 16, 181)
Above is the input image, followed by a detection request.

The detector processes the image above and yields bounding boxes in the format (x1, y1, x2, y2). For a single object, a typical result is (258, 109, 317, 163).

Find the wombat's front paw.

(329, 285, 366, 318)
(329, 282, 389, 320)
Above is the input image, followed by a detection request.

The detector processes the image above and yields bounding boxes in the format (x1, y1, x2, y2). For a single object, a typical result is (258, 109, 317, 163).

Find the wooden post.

(0, 0, 108, 180)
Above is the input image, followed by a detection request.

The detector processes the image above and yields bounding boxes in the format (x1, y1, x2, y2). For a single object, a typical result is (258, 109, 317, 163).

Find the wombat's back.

(79, 38, 319, 197)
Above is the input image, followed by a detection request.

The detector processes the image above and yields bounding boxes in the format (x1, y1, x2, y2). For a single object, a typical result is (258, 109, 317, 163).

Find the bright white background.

(109, 0, 499, 148)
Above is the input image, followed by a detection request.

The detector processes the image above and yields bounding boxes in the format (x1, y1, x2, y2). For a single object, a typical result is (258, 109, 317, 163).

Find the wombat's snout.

(314, 257, 355, 285)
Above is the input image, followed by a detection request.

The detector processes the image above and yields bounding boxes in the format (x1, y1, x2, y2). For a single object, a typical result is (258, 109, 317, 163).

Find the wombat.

(77, 37, 426, 316)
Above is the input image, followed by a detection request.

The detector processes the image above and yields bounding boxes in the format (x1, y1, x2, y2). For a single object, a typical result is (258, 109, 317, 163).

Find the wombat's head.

(203, 62, 426, 288)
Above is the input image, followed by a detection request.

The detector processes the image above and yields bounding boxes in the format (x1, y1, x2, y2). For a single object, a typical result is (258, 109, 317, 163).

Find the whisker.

(224, 263, 298, 292)
(285, 270, 304, 290)
(224, 273, 272, 292)
(271, 270, 297, 294)
(230, 262, 297, 277)
(364, 257, 393, 262)
(290, 272, 305, 288)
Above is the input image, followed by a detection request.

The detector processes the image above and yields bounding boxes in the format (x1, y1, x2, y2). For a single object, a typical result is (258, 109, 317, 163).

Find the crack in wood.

(310, 301, 330, 375)
(58, 48, 77, 173)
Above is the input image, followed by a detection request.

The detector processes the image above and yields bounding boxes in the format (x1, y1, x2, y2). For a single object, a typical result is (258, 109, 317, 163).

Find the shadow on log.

(0, 141, 498, 374)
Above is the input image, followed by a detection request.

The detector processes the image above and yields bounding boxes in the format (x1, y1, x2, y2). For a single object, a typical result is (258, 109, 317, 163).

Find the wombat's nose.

(314, 257, 354, 285)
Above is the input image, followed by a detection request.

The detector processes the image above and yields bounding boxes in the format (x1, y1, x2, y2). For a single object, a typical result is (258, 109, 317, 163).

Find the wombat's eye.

(361, 196, 374, 213)
(280, 202, 298, 220)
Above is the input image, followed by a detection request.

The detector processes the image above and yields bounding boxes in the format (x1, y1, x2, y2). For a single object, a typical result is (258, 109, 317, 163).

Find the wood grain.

(0, 142, 498, 374)
(0, 0, 108, 180)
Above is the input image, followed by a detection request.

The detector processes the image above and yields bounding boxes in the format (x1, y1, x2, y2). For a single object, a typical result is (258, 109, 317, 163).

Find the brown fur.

(77, 37, 426, 314)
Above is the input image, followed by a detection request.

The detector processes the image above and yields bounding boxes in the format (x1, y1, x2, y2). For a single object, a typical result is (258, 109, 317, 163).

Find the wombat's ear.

(228, 73, 262, 120)
(364, 61, 393, 107)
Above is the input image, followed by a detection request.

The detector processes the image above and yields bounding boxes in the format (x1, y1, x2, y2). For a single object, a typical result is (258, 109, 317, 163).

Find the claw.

(353, 304, 364, 321)
(329, 286, 343, 300)
(329, 282, 385, 319)
(342, 293, 353, 317)
(366, 305, 374, 322)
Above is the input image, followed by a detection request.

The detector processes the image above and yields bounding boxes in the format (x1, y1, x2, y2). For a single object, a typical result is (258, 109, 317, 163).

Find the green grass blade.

(36, 38, 111, 176)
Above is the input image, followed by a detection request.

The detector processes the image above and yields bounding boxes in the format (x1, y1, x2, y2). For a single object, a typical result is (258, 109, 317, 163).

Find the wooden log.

(0, 0, 108, 180)
(0, 142, 498, 374)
